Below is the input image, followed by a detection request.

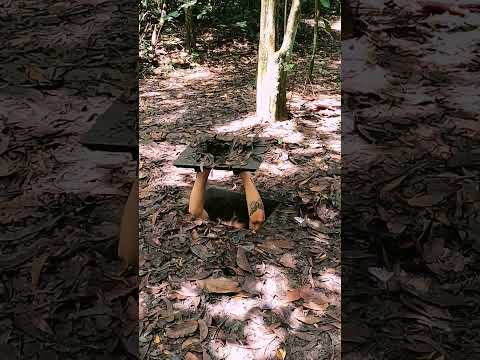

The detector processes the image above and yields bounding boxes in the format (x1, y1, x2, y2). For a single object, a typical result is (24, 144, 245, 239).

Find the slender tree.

(256, 0, 302, 121)
(308, 0, 319, 80)
(184, 4, 194, 53)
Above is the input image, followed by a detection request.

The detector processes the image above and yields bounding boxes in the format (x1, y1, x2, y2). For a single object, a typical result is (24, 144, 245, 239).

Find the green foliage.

(323, 18, 332, 32)
(138, 0, 339, 77)
(179, 0, 198, 9)
(319, 0, 331, 9)
(235, 21, 247, 29)
(197, 4, 212, 19)
(166, 10, 181, 20)
(282, 62, 296, 73)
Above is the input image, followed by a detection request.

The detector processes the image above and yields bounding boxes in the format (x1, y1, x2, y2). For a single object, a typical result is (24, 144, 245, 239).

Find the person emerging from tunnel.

(188, 168, 266, 232)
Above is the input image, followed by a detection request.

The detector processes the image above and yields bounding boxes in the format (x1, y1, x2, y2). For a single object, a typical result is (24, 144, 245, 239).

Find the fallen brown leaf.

(197, 277, 240, 294)
(292, 308, 322, 325)
(185, 352, 201, 360)
(292, 331, 318, 341)
(310, 185, 327, 192)
(182, 337, 201, 350)
(256, 241, 284, 255)
(32, 317, 54, 335)
(300, 288, 329, 305)
(279, 253, 297, 268)
(165, 320, 198, 339)
(151, 210, 159, 226)
(236, 246, 252, 272)
(276, 348, 286, 360)
(284, 289, 302, 302)
(273, 239, 295, 249)
(198, 319, 208, 341)
(158, 298, 174, 322)
(303, 301, 329, 311)
(407, 194, 444, 207)
(191, 229, 200, 243)
(191, 244, 212, 260)
(31, 253, 49, 288)
(177, 283, 202, 297)
(188, 270, 212, 280)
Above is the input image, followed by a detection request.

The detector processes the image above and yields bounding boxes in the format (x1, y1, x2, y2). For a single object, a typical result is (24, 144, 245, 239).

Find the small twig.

(141, 337, 153, 360)
(213, 318, 227, 340)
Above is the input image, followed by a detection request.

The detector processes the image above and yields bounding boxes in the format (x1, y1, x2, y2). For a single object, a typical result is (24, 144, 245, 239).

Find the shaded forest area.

(0, 0, 138, 359)
(139, 0, 342, 359)
(343, 0, 480, 359)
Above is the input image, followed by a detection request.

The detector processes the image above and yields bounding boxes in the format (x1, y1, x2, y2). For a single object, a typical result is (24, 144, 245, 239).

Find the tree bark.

(185, 5, 194, 53)
(256, 0, 302, 122)
(308, 0, 319, 80)
(256, 0, 277, 120)
(342, 0, 354, 40)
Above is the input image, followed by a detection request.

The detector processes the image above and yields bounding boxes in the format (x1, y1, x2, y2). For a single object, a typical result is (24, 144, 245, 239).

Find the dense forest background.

(139, 0, 340, 78)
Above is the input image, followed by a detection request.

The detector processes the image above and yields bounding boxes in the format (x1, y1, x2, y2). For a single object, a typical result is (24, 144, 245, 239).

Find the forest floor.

(343, 1, 480, 359)
(139, 19, 341, 360)
(1, 1, 138, 359)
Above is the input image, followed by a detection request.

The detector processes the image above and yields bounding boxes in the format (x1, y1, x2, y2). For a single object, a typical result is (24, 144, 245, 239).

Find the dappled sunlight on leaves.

(207, 297, 260, 321)
(260, 119, 305, 144)
(258, 160, 300, 178)
(214, 114, 261, 133)
(181, 68, 216, 81)
(318, 268, 341, 294)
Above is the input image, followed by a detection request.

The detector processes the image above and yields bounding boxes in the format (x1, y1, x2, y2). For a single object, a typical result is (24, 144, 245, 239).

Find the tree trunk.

(308, 0, 319, 80)
(342, 0, 354, 40)
(256, 0, 302, 122)
(185, 5, 194, 53)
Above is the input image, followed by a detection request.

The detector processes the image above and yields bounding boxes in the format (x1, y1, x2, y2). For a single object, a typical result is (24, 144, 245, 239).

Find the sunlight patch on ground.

(140, 91, 163, 98)
(207, 297, 260, 321)
(173, 67, 215, 81)
(204, 266, 290, 360)
(210, 342, 277, 360)
(215, 116, 304, 144)
(260, 276, 287, 309)
(214, 114, 261, 133)
(244, 314, 283, 354)
(318, 269, 341, 294)
(140, 143, 193, 187)
(259, 161, 299, 178)
(261, 120, 304, 144)
(326, 136, 341, 155)
(301, 139, 324, 150)
(156, 165, 192, 187)
(207, 297, 286, 360)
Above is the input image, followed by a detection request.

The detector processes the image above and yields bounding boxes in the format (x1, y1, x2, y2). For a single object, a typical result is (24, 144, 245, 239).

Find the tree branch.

(277, 0, 302, 59)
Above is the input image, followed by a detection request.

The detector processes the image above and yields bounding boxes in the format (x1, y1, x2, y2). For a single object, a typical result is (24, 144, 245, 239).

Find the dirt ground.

(139, 20, 341, 360)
